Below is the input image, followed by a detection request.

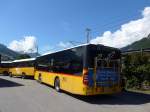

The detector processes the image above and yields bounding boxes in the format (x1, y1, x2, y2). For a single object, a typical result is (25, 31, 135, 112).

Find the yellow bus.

(35, 44, 123, 95)
(0, 61, 11, 75)
(9, 58, 36, 78)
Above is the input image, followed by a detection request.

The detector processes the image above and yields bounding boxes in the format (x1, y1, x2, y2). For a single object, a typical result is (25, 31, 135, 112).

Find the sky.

(0, 0, 150, 54)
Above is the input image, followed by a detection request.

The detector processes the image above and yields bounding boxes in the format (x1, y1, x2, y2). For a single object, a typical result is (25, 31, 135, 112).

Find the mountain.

(0, 44, 19, 61)
(0, 43, 40, 61)
(121, 34, 150, 51)
(28, 52, 40, 58)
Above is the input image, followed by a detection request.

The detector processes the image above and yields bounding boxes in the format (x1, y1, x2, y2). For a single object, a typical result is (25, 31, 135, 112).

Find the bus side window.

(50, 59, 54, 66)
(69, 60, 83, 75)
(48, 59, 54, 72)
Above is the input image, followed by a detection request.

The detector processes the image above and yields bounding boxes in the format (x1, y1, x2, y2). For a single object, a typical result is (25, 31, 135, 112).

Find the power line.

(89, 12, 141, 35)
(100, 13, 140, 28)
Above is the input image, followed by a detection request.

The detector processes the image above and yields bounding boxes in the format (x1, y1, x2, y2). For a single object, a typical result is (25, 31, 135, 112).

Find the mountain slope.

(0, 44, 19, 60)
(122, 34, 150, 51)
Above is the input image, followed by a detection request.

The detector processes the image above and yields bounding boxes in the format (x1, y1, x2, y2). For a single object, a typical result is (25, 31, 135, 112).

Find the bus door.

(93, 58, 120, 87)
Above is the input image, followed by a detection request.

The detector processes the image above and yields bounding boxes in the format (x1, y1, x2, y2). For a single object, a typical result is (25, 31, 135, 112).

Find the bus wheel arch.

(54, 77, 61, 92)
(3, 71, 8, 76)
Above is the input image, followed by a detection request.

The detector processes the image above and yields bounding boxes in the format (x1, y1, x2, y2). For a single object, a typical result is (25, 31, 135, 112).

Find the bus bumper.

(85, 86, 122, 95)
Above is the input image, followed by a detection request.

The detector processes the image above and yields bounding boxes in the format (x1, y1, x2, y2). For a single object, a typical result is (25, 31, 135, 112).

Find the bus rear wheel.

(22, 73, 26, 79)
(9, 72, 12, 77)
(54, 78, 60, 92)
(38, 74, 42, 83)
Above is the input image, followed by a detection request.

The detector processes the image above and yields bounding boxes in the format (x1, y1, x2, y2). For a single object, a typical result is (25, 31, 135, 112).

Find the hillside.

(0, 43, 40, 61)
(0, 44, 19, 61)
(122, 34, 150, 51)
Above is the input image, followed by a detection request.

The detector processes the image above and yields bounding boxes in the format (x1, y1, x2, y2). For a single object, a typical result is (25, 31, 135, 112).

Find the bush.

(126, 76, 139, 89)
(123, 53, 150, 90)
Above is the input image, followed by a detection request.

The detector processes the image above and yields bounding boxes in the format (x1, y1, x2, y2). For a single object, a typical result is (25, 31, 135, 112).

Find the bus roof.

(40, 43, 119, 57)
(40, 43, 104, 57)
(13, 58, 36, 63)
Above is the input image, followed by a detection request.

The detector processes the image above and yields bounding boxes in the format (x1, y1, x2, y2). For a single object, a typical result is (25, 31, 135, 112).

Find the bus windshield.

(97, 59, 120, 71)
(86, 45, 121, 69)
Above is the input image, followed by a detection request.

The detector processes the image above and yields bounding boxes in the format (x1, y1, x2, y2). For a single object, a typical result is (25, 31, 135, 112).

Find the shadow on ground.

(0, 78, 24, 88)
(0, 74, 35, 80)
(65, 91, 150, 105)
(40, 81, 150, 105)
(12, 76, 35, 80)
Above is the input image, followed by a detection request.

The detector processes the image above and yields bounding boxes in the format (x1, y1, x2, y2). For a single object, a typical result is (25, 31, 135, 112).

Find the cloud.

(8, 36, 37, 53)
(91, 7, 150, 48)
(57, 41, 73, 49)
(40, 45, 55, 54)
(42, 42, 73, 55)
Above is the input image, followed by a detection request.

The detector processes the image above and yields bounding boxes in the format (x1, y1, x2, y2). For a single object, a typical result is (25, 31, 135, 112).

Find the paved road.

(0, 75, 150, 112)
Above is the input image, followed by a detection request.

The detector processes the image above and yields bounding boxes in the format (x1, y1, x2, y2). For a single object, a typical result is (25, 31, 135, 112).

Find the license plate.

(95, 87, 104, 93)
(104, 88, 111, 93)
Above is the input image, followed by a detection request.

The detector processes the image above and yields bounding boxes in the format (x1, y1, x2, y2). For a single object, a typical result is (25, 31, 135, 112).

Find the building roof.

(122, 48, 150, 55)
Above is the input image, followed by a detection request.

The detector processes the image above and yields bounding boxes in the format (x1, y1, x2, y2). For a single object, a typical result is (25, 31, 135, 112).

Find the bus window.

(97, 59, 119, 71)
(87, 45, 121, 69)
(70, 60, 83, 75)
(52, 59, 82, 75)
(36, 46, 84, 76)
(97, 60, 107, 68)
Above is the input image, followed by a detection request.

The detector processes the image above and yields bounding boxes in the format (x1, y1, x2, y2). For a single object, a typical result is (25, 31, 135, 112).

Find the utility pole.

(0, 54, 1, 64)
(36, 45, 39, 56)
(86, 28, 91, 43)
(140, 48, 143, 56)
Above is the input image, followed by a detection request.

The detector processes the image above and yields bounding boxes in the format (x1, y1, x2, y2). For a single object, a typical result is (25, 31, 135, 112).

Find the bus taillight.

(83, 68, 89, 85)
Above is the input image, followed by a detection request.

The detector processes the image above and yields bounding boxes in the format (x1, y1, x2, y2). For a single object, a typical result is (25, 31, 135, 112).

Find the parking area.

(0, 75, 150, 112)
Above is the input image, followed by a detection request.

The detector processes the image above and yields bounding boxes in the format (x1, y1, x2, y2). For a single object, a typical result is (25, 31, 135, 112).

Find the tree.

(16, 54, 31, 60)
(123, 52, 150, 89)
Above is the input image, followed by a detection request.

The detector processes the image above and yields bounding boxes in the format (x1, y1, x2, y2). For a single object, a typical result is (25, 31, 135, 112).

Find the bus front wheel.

(9, 72, 12, 77)
(54, 78, 60, 92)
(38, 74, 42, 83)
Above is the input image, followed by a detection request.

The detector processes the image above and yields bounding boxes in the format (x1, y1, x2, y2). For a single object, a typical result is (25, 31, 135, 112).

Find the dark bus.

(35, 44, 123, 95)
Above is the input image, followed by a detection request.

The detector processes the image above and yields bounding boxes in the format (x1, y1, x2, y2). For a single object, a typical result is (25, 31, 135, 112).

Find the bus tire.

(22, 73, 26, 79)
(38, 74, 42, 83)
(9, 72, 12, 77)
(54, 78, 60, 92)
